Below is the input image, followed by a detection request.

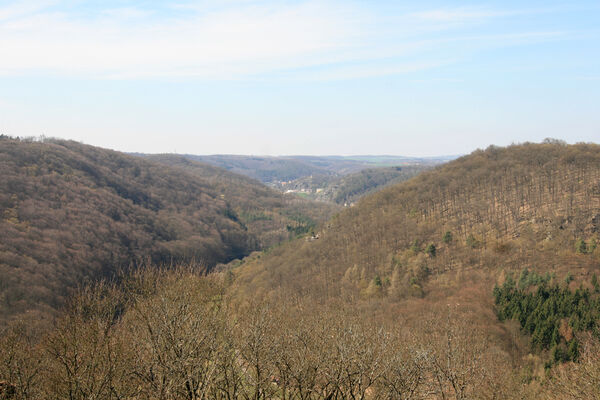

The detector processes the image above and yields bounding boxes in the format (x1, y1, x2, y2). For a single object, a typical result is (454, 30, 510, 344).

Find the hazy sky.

(0, 0, 598, 156)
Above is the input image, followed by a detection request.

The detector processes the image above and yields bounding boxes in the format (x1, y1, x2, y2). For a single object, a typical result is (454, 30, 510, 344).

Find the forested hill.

(179, 154, 449, 184)
(326, 166, 427, 205)
(281, 165, 429, 204)
(142, 154, 339, 249)
(2, 141, 600, 398)
(232, 141, 600, 303)
(0, 138, 336, 322)
(230, 142, 599, 359)
(224, 141, 600, 392)
(181, 154, 337, 183)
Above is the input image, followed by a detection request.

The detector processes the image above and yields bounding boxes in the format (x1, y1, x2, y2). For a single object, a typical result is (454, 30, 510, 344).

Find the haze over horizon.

(0, 0, 598, 156)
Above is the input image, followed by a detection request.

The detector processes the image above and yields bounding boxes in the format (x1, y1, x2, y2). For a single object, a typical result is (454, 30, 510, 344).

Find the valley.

(172, 154, 452, 205)
(2, 1, 597, 398)
(1, 139, 599, 399)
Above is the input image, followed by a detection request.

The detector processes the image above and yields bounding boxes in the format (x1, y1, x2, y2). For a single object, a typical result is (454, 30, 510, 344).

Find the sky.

(0, 0, 598, 156)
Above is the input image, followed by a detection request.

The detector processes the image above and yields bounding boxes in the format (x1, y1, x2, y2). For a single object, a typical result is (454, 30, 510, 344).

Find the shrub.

(426, 244, 436, 258)
(442, 231, 453, 244)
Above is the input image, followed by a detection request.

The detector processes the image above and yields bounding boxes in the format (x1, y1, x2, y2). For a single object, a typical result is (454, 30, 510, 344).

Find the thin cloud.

(409, 8, 515, 22)
(0, 1, 361, 78)
(276, 59, 455, 82)
(440, 30, 567, 49)
(0, 1, 574, 80)
(0, 0, 56, 21)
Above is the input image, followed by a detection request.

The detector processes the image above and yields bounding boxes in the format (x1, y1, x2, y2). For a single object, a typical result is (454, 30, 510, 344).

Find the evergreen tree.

(466, 234, 478, 249)
(565, 272, 573, 284)
(374, 275, 382, 287)
(442, 231, 453, 244)
(568, 339, 579, 361)
(494, 270, 600, 365)
(426, 243, 436, 258)
(518, 268, 530, 289)
(410, 239, 420, 253)
(575, 238, 587, 254)
(590, 239, 598, 253)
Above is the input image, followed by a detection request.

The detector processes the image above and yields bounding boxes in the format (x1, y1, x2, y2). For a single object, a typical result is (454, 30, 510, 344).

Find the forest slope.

(0, 138, 335, 322)
(143, 154, 339, 249)
(179, 154, 341, 183)
(232, 141, 600, 302)
(2, 141, 600, 399)
(183, 154, 447, 184)
(281, 165, 429, 204)
(230, 141, 600, 379)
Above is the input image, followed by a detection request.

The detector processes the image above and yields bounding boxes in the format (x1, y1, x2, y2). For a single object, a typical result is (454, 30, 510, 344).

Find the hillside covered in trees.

(281, 165, 429, 205)
(0, 137, 336, 323)
(180, 154, 443, 184)
(139, 154, 338, 249)
(144, 154, 444, 207)
(232, 141, 600, 303)
(1, 140, 600, 399)
(223, 141, 600, 394)
(176, 154, 448, 187)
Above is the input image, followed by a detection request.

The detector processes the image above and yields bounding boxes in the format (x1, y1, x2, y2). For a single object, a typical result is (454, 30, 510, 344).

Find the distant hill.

(181, 154, 332, 183)
(178, 154, 451, 184)
(169, 154, 448, 206)
(330, 166, 429, 204)
(279, 165, 430, 205)
(0, 138, 337, 322)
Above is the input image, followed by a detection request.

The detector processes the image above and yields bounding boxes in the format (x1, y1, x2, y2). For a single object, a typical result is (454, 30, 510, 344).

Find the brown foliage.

(231, 142, 600, 317)
(145, 154, 339, 250)
(0, 138, 335, 322)
(0, 269, 525, 399)
(2, 141, 600, 398)
(545, 334, 600, 399)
